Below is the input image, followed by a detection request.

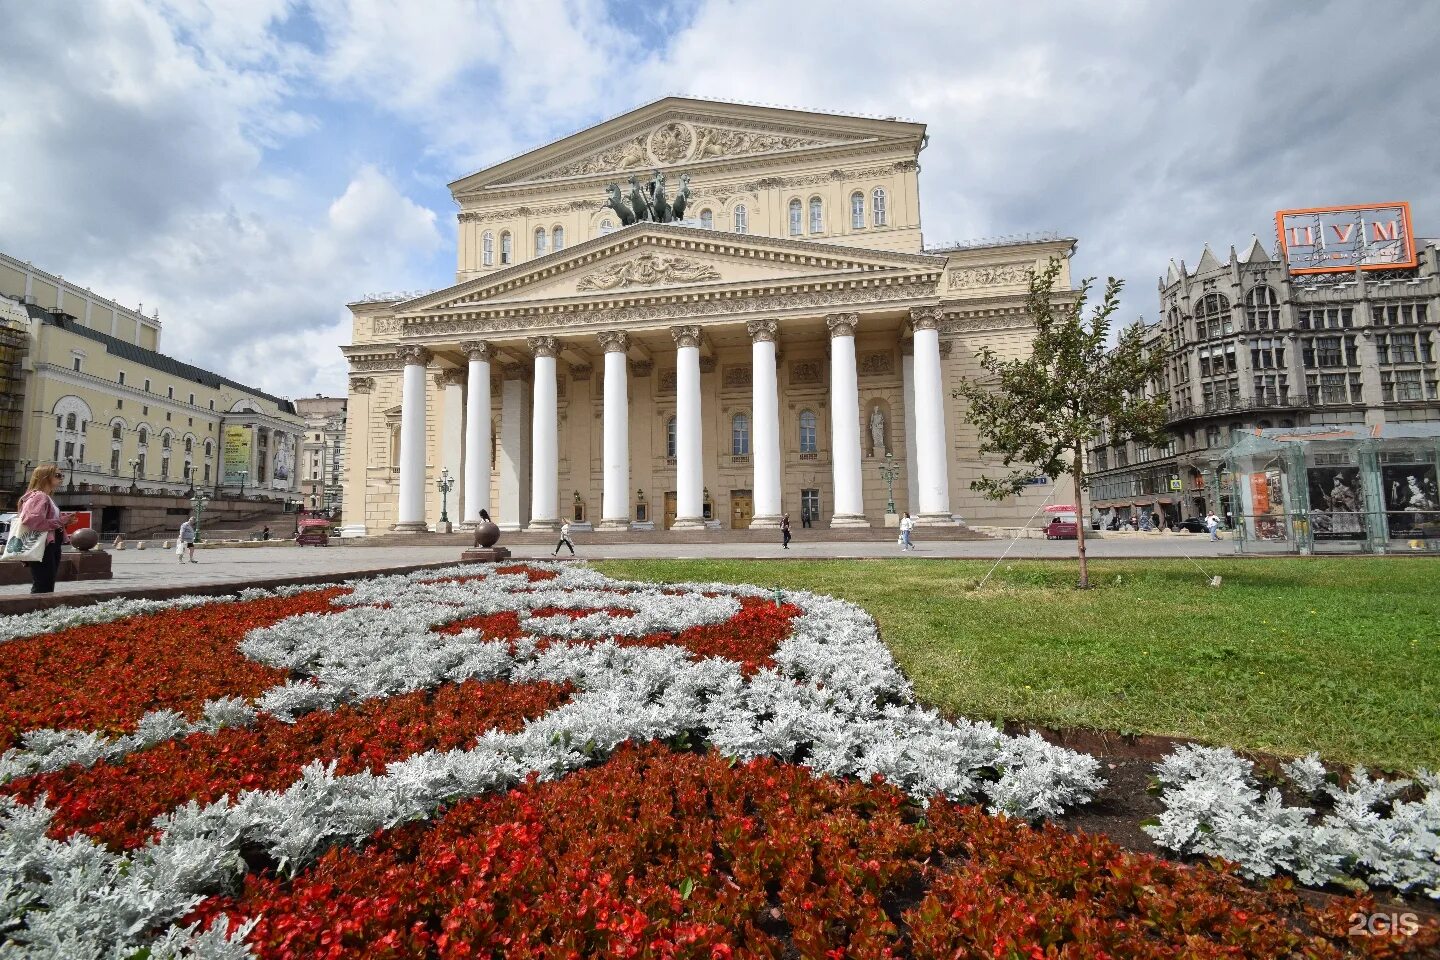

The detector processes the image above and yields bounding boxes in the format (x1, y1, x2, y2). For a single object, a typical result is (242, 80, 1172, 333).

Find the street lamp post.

(128, 458, 140, 494)
(66, 456, 75, 492)
(435, 467, 454, 529)
(877, 451, 899, 516)
(190, 489, 209, 545)
(237, 470, 248, 499)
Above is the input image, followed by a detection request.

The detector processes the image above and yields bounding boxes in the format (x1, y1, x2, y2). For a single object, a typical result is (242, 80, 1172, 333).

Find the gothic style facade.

(341, 97, 1074, 535)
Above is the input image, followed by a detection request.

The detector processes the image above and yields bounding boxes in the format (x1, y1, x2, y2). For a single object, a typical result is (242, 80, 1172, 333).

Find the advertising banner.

(1306, 467, 1365, 540)
(222, 426, 252, 485)
(1382, 464, 1439, 536)
(1275, 202, 1416, 274)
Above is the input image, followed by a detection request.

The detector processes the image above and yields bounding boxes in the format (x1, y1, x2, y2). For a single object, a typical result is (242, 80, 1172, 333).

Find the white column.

(901, 342, 920, 515)
(460, 342, 492, 526)
(826, 313, 867, 526)
(526, 336, 561, 531)
(497, 370, 530, 531)
(393, 345, 431, 532)
(671, 325, 705, 529)
(597, 331, 631, 529)
(747, 319, 783, 527)
(911, 308, 953, 524)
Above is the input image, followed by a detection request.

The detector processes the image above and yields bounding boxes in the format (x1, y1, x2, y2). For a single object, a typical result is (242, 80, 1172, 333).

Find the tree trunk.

(1072, 446, 1089, 589)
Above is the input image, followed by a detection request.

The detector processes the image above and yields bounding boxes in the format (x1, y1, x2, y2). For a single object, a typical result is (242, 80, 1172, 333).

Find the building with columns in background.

(341, 97, 1075, 535)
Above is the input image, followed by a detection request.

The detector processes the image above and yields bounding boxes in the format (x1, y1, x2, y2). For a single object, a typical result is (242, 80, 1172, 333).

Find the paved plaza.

(0, 533, 1240, 598)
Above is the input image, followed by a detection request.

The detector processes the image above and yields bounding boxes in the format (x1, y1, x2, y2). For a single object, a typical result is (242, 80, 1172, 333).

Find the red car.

(1044, 516, 1078, 540)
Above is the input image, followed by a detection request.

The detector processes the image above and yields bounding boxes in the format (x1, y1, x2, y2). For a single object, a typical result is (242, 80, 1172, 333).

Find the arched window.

(731, 413, 750, 456)
(799, 410, 818, 453)
(204, 439, 214, 457)
(850, 192, 864, 229)
(665, 417, 677, 458)
(184, 437, 193, 454)
(552, 225, 565, 251)
(1196, 293, 1232, 339)
(699, 209, 713, 230)
(872, 187, 888, 226)
(136, 453, 146, 477)
(137, 428, 148, 446)
(809, 197, 823, 234)
(482, 231, 494, 267)
(733, 204, 748, 234)
(499, 231, 513, 265)
(1245, 285, 1279, 331)
(600, 218, 614, 236)
(534, 227, 547, 257)
(788, 199, 802, 236)
(161, 433, 171, 450)
(65, 413, 77, 431)
(111, 423, 122, 441)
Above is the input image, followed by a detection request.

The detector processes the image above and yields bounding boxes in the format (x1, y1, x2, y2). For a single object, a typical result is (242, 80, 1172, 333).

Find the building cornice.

(30, 363, 299, 424)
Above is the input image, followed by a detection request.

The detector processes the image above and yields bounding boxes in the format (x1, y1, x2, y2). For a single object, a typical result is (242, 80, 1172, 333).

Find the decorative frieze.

(659, 369, 678, 391)
(372, 317, 402, 335)
(858, 352, 894, 376)
(348, 355, 404, 373)
(790, 359, 824, 385)
(576, 254, 721, 291)
(349, 377, 375, 394)
(947, 262, 1033, 291)
(699, 356, 718, 374)
(528, 121, 832, 182)
(629, 360, 653, 378)
(570, 364, 593, 381)
(722, 365, 752, 389)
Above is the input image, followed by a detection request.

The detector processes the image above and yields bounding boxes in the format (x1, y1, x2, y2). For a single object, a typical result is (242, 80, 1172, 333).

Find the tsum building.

(341, 97, 1076, 535)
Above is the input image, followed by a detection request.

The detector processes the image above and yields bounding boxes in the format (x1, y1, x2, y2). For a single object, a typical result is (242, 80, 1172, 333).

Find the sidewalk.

(0, 535, 1238, 598)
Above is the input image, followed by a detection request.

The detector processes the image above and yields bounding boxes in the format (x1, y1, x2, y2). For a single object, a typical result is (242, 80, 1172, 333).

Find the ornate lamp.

(435, 468, 454, 525)
(878, 452, 899, 515)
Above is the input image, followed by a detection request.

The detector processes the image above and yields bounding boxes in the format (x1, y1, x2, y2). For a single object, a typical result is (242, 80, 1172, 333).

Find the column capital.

(349, 376, 375, 394)
(746, 319, 779, 343)
(910, 306, 944, 331)
(459, 340, 491, 361)
(825, 313, 860, 338)
(670, 324, 703, 350)
(397, 344, 432, 366)
(596, 330, 630, 354)
(527, 336, 559, 359)
(433, 369, 467, 390)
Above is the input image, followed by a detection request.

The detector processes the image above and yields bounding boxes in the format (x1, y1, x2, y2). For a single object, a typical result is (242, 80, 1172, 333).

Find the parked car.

(1044, 516, 1078, 540)
(0, 513, 14, 542)
(1174, 517, 1208, 533)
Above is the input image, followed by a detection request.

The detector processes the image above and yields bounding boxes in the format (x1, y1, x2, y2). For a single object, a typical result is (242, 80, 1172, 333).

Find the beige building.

(295, 395, 347, 513)
(0, 253, 305, 506)
(342, 97, 1075, 535)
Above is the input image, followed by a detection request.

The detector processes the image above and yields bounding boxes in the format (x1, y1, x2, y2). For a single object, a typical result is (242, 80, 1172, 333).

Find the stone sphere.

(473, 520, 501, 548)
(69, 528, 100, 552)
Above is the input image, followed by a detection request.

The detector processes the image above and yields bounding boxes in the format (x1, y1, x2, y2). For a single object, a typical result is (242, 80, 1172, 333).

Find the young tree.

(956, 258, 1169, 588)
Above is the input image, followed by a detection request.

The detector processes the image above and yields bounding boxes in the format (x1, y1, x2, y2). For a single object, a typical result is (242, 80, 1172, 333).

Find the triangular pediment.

(397, 223, 945, 315)
(451, 97, 926, 194)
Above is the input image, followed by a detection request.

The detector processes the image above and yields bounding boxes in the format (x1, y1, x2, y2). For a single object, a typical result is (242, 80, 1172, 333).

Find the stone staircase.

(348, 525, 992, 548)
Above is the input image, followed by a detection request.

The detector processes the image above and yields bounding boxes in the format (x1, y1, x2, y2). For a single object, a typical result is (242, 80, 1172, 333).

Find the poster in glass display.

(1381, 464, 1439, 535)
(1306, 467, 1366, 540)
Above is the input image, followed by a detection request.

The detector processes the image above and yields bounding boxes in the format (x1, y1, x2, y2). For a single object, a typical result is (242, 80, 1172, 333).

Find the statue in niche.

(869, 405, 887, 457)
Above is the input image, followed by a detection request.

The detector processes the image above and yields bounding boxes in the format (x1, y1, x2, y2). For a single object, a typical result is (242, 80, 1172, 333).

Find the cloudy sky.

(3, 0, 1436, 398)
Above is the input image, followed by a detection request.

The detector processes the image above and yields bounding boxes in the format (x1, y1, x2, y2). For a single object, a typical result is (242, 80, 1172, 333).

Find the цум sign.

(1275, 202, 1416, 275)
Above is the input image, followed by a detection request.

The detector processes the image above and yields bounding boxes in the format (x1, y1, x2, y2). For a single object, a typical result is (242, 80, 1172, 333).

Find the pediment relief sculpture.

(532, 121, 833, 182)
(575, 253, 721, 291)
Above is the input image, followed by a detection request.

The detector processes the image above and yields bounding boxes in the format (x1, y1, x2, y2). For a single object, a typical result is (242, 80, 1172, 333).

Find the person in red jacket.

(17, 465, 74, 594)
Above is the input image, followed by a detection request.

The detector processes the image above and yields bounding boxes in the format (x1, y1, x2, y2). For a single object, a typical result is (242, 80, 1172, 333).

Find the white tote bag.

(2, 516, 49, 563)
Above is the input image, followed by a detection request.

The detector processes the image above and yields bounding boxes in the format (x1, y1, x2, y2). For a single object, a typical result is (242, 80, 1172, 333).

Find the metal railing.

(1166, 394, 1305, 422)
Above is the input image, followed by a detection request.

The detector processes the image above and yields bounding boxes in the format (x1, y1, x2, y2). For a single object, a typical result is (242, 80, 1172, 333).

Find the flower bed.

(0, 562, 1435, 958)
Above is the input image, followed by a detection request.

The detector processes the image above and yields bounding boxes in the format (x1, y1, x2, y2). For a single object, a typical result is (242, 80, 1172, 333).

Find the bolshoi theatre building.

(341, 97, 1074, 535)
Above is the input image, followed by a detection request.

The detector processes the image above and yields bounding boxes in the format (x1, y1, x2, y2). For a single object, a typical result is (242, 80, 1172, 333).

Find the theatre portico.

(341, 97, 1075, 537)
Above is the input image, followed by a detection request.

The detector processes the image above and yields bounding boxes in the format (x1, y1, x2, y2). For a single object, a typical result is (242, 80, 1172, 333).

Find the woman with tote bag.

(7, 465, 73, 593)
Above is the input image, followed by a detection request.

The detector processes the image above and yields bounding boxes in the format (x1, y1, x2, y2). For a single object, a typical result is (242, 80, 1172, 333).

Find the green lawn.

(594, 558, 1440, 771)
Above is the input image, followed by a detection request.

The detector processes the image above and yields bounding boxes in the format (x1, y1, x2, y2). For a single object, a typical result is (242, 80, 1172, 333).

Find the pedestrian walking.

(899, 511, 915, 551)
(262, 525, 271, 541)
(11, 466, 73, 594)
(1205, 512, 1221, 541)
(781, 513, 792, 549)
(552, 520, 575, 556)
(176, 517, 198, 563)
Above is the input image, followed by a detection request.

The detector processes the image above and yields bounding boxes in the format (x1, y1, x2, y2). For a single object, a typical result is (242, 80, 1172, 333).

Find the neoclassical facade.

(342, 98, 1074, 535)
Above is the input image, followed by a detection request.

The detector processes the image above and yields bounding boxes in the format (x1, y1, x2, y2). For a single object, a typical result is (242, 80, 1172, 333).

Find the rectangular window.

(189, 393, 195, 405)
(118, 371, 125, 385)
(73, 357, 82, 371)
(116, 398, 123, 409)
(167, 386, 174, 399)
(209, 400, 215, 410)
(144, 379, 151, 392)
(110, 450, 120, 475)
